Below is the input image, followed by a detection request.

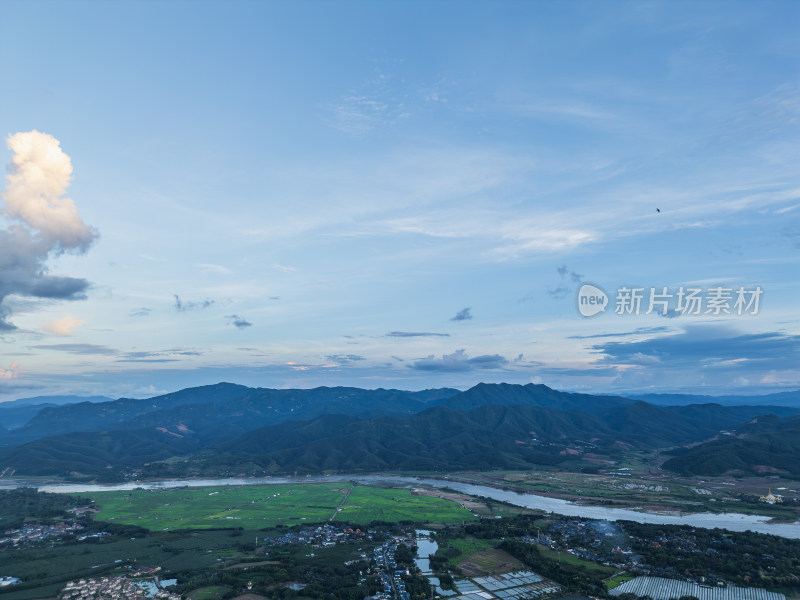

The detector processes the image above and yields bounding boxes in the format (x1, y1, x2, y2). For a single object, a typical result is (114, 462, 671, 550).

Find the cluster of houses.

(58, 577, 180, 600)
(0, 522, 85, 547)
(261, 523, 375, 547)
(542, 519, 632, 565)
(372, 539, 411, 600)
(262, 526, 414, 600)
(526, 518, 642, 572)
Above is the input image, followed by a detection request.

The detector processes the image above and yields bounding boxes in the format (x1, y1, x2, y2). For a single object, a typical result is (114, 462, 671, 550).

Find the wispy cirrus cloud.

(514, 100, 619, 123)
(568, 326, 671, 340)
(116, 357, 179, 363)
(197, 263, 232, 275)
(32, 343, 117, 355)
(118, 348, 203, 363)
(539, 366, 621, 378)
(490, 228, 597, 260)
(123, 349, 202, 359)
(326, 354, 366, 365)
(270, 263, 295, 273)
(387, 331, 450, 338)
(330, 68, 411, 136)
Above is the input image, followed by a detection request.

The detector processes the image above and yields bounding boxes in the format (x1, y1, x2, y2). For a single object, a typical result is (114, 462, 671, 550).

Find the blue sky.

(0, 0, 799, 400)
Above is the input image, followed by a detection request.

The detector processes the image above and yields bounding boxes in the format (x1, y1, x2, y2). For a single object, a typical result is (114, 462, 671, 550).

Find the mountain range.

(630, 389, 800, 408)
(0, 395, 112, 431)
(1, 383, 799, 481)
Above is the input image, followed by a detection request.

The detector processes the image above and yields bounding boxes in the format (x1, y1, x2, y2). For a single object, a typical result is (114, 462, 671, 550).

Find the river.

(4, 474, 799, 539)
(414, 529, 457, 597)
(413, 530, 438, 574)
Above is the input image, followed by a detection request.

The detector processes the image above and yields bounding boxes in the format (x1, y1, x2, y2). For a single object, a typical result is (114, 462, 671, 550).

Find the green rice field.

(333, 485, 475, 524)
(91, 482, 473, 530)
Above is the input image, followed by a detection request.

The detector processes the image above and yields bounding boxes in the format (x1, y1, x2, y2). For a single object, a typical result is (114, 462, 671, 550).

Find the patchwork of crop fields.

(91, 482, 474, 529)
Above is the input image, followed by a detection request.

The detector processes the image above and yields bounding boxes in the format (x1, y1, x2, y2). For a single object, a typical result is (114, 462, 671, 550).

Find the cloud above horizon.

(592, 325, 800, 366)
(450, 307, 473, 321)
(569, 326, 671, 340)
(326, 354, 366, 365)
(548, 264, 583, 300)
(387, 331, 450, 337)
(0, 362, 20, 380)
(117, 348, 203, 362)
(410, 349, 508, 372)
(31, 343, 117, 355)
(43, 315, 85, 336)
(0, 131, 98, 330)
(226, 314, 252, 329)
(174, 295, 215, 312)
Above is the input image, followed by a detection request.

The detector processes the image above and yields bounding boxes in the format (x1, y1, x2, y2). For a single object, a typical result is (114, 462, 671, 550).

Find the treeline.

(621, 521, 800, 587)
(0, 487, 91, 528)
(462, 514, 547, 538)
(428, 546, 462, 572)
(172, 556, 369, 600)
(499, 539, 609, 595)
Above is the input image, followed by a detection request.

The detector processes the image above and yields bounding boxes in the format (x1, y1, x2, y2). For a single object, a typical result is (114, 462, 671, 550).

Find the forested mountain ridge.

(0, 382, 798, 481)
(1, 384, 459, 445)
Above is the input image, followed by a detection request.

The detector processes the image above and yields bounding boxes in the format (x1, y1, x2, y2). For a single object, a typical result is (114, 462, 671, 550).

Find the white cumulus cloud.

(0, 131, 98, 329)
(3, 131, 97, 250)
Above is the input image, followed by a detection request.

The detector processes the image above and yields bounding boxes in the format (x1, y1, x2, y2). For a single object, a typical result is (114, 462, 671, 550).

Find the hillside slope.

(663, 416, 800, 477)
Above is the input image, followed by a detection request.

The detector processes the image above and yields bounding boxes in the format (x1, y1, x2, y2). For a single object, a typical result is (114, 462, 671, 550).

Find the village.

(57, 573, 181, 600)
(260, 522, 378, 548)
(262, 523, 415, 600)
(0, 522, 93, 548)
(517, 515, 795, 590)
